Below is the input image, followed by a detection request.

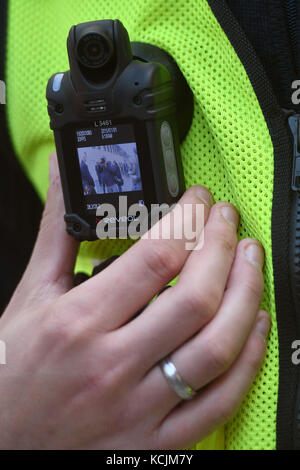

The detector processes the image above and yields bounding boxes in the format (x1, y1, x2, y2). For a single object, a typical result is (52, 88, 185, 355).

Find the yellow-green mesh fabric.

(6, 0, 277, 449)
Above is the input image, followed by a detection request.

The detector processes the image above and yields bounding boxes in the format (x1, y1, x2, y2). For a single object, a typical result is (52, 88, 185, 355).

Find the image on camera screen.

(77, 142, 143, 196)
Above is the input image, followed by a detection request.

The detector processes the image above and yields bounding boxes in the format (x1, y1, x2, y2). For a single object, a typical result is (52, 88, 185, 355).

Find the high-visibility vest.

(1, 0, 298, 450)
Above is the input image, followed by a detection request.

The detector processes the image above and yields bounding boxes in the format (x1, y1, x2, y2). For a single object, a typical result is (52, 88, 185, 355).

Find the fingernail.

(220, 205, 239, 229)
(195, 186, 213, 208)
(245, 243, 264, 269)
(256, 314, 270, 340)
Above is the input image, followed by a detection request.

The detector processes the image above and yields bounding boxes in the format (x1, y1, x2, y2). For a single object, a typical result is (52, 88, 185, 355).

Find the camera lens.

(86, 41, 103, 60)
(77, 33, 113, 68)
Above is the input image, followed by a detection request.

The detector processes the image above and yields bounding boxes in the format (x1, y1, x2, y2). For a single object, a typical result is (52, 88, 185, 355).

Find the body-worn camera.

(47, 20, 193, 240)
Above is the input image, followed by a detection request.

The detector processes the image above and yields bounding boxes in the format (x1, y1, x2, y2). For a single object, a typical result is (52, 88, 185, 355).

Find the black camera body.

(46, 20, 193, 240)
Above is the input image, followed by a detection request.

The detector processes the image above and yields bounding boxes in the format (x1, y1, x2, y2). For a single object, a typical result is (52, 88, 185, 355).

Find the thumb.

(24, 152, 79, 297)
(2, 152, 79, 317)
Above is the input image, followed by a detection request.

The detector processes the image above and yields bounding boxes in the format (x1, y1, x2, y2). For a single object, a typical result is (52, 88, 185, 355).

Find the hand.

(0, 152, 269, 449)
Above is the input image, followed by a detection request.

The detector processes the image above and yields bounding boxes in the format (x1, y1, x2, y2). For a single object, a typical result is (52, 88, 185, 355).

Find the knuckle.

(243, 275, 263, 304)
(84, 334, 133, 394)
(205, 338, 236, 372)
(44, 317, 72, 346)
(181, 288, 218, 323)
(213, 231, 237, 258)
(83, 359, 124, 399)
(142, 241, 180, 283)
(83, 369, 110, 396)
(41, 302, 75, 347)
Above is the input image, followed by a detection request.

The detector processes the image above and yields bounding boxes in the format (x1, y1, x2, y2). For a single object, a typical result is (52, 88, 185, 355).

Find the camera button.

(161, 121, 179, 197)
(161, 121, 172, 147)
(165, 149, 176, 171)
(168, 174, 179, 197)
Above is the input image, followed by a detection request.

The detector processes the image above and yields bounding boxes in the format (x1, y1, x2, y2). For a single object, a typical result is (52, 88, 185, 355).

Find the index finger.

(69, 185, 213, 330)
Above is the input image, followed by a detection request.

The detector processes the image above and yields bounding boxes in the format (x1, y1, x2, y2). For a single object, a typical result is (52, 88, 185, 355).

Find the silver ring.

(159, 356, 197, 401)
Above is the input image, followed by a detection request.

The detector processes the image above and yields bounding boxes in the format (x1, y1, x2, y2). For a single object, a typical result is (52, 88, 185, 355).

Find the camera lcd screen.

(75, 122, 144, 213)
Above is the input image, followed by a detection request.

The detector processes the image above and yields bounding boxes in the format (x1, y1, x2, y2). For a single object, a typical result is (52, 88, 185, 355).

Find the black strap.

(209, 0, 297, 450)
(226, 0, 300, 112)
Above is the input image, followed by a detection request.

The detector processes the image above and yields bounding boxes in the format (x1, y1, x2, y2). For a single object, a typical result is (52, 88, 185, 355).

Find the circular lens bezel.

(77, 33, 112, 69)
